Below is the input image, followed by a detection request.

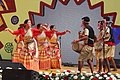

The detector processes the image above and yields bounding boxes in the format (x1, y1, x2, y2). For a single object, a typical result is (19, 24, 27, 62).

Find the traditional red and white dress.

(12, 39, 24, 63)
(20, 28, 37, 69)
(11, 28, 25, 63)
(36, 31, 51, 70)
(46, 31, 66, 69)
(11, 28, 39, 70)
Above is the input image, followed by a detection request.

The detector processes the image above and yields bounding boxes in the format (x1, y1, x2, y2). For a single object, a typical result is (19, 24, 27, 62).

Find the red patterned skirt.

(12, 50, 20, 62)
(50, 48, 61, 69)
(30, 57, 39, 71)
(39, 51, 51, 70)
(19, 51, 33, 70)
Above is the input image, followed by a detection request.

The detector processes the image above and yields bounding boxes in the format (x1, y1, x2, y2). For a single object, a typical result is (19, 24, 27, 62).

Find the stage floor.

(39, 65, 120, 74)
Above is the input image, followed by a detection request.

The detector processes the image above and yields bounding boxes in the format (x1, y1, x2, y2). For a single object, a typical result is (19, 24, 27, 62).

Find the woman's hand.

(4, 28, 9, 31)
(65, 29, 71, 33)
(4, 28, 14, 34)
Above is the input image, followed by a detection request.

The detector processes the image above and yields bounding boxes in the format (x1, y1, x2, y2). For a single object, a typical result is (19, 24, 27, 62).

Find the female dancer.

(46, 25, 71, 69)
(35, 23, 51, 70)
(5, 19, 39, 70)
(12, 26, 24, 63)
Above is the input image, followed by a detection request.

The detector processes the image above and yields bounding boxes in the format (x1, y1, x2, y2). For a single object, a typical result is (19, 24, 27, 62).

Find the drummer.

(73, 16, 95, 73)
(95, 20, 104, 72)
(102, 16, 117, 72)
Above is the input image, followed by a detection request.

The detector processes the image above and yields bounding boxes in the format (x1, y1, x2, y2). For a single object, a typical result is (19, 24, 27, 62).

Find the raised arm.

(5, 28, 14, 34)
(56, 29, 71, 36)
(5, 28, 22, 35)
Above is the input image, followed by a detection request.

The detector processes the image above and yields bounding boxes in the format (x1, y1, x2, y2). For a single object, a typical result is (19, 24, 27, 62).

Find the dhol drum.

(72, 42, 83, 53)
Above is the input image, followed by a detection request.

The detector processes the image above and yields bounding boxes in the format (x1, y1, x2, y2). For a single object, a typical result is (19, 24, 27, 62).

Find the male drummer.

(95, 21, 104, 71)
(102, 16, 117, 72)
(96, 20, 105, 72)
(74, 16, 95, 73)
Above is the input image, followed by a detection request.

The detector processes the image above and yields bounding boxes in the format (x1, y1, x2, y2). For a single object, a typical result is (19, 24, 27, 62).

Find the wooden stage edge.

(38, 65, 120, 74)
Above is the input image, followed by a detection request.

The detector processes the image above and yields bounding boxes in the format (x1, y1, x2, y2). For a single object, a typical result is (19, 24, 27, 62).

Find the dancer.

(5, 19, 39, 70)
(12, 26, 24, 63)
(103, 16, 117, 72)
(35, 23, 51, 70)
(46, 25, 71, 69)
(73, 16, 95, 73)
(95, 21, 104, 72)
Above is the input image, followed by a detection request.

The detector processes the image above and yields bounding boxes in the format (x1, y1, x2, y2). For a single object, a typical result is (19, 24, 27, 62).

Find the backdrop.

(0, 0, 120, 64)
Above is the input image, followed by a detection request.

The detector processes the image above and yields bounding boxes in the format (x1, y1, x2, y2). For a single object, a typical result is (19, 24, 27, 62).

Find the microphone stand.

(59, 36, 62, 49)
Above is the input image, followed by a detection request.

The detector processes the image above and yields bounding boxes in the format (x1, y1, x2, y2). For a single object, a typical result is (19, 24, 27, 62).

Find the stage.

(1, 64, 120, 80)
(39, 65, 120, 74)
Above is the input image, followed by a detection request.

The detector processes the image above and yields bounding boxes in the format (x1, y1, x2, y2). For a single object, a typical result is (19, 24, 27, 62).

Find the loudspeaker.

(0, 61, 26, 70)
(2, 69, 40, 80)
